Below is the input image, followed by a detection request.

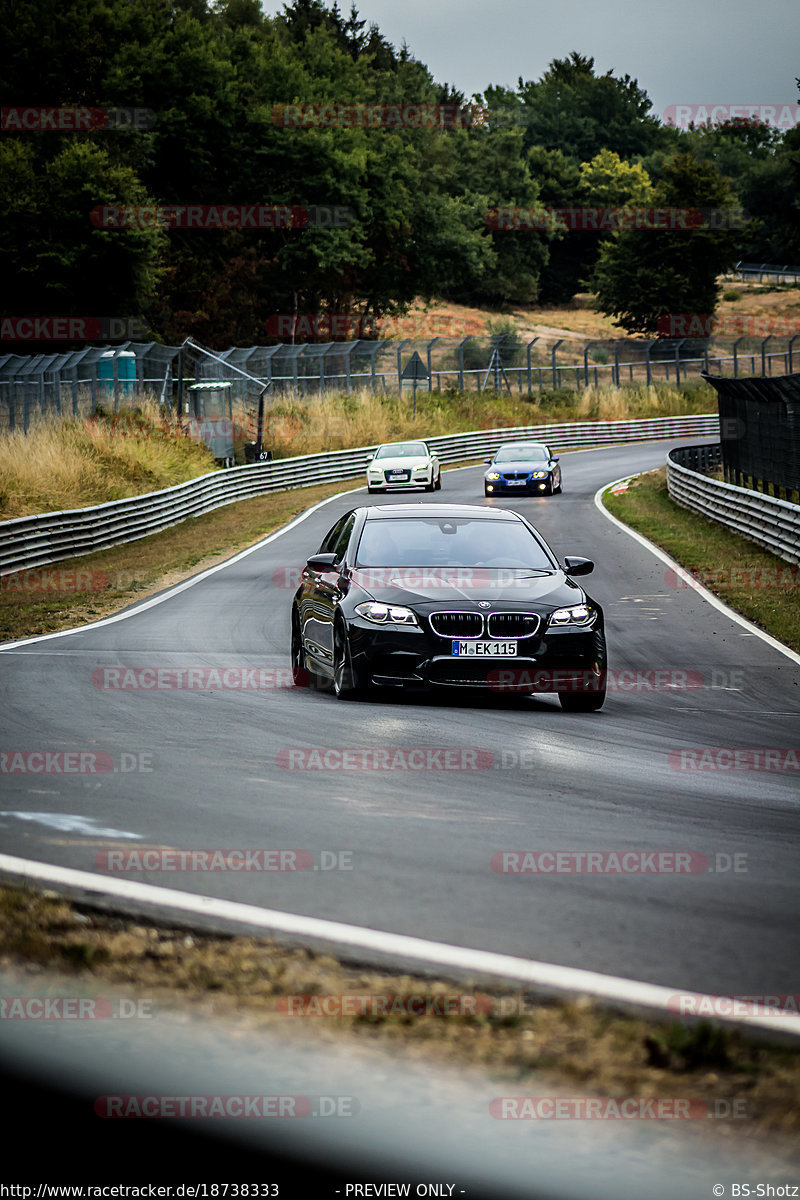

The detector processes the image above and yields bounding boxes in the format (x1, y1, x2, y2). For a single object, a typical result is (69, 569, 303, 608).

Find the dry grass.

(265, 380, 714, 458)
(1, 884, 799, 1149)
(0, 406, 216, 520)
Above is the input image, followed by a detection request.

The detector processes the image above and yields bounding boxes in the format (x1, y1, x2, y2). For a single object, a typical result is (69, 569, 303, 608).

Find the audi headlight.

(355, 602, 418, 626)
(485, 472, 502, 480)
(548, 604, 596, 627)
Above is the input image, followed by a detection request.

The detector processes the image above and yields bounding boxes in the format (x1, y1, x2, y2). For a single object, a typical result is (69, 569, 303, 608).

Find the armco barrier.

(667, 447, 800, 564)
(0, 414, 719, 577)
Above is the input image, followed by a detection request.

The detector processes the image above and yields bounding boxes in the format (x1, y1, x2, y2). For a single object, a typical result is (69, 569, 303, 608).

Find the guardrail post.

(789, 336, 798, 375)
(551, 339, 563, 389)
(613, 345, 620, 387)
(760, 335, 772, 376)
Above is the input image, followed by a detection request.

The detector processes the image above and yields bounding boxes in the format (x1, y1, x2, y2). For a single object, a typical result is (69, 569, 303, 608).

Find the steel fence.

(1, 335, 797, 434)
(667, 446, 800, 564)
(0, 413, 719, 577)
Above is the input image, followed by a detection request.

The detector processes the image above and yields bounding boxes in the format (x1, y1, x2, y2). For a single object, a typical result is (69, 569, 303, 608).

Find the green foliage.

(591, 151, 741, 334)
(3, 1, 795, 344)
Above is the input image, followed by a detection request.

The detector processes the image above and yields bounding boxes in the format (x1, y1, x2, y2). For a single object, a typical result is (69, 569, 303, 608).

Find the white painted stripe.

(0, 852, 798, 1038)
(595, 476, 800, 668)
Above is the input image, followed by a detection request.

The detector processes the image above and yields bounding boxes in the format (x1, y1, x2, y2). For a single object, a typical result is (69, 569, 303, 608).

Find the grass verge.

(0, 477, 357, 642)
(603, 469, 800, 654)
(1, 884, 798, 1146)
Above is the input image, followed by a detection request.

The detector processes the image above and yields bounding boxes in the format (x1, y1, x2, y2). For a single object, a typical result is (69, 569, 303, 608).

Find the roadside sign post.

(401, 351, 429, 420)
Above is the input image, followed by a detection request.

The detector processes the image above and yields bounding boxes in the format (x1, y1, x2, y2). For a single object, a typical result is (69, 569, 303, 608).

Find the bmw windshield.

(354, 517, 556, 569)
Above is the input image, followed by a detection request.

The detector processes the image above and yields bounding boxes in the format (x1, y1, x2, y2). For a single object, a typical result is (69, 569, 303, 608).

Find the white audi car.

(366, 440, 442, 494)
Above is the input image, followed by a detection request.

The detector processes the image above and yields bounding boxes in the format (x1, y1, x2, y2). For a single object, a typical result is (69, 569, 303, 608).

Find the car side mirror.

(306, 553, 338, 571)
(366, 454, 374, 463)
(552, 456, 560, 463)
(484, 457, 493, 465)
(564, 556, 594, 576)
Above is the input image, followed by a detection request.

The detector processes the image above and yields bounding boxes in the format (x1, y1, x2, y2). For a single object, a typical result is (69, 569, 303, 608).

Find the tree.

(591, 151, 741, 335)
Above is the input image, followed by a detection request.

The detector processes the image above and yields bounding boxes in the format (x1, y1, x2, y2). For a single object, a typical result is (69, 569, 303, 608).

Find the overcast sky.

(264, 0, 799, 124)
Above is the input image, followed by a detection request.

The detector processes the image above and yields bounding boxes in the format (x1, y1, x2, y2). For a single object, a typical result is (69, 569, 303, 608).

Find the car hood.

(486, 460, 553, 471)
(349, 568, 585, 608)
(370, 455, 429, 469)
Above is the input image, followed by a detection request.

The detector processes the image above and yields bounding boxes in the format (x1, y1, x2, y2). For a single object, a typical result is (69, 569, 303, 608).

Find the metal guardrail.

(667, 447, 800, 564)
(0, 413, 720, 577)
(730, 261, 800, 283)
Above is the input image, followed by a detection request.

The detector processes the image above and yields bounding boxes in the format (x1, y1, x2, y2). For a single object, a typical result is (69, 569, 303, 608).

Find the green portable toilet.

(98, 349, 136, 405)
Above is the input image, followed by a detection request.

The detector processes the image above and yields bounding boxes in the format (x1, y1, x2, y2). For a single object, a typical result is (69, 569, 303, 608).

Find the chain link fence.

(1, 334, 798, 435)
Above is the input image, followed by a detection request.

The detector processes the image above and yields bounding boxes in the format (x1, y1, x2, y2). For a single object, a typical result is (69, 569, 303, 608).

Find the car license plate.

(507, 479, 526, 486)
(388, 471, 407, 479)
(452, 641, 518, 656)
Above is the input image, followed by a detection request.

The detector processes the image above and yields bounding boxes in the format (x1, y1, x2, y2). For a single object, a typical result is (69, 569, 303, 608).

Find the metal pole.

(760, 336, 772, 376)
(551, 339, 563, 389)
(732, 337, 744, 379)
(176, 347, 184, 428)
(526, 339, 538, 394)
(396, 338, 410, 395)
(673, 338, 686, 385)
(789, 336, 797, 375)
(583, 342, 594, 387)
(426, 337, 439, 391)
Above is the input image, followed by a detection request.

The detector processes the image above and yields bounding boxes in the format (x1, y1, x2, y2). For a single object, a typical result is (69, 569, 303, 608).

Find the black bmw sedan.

(291, 504, 607, 710)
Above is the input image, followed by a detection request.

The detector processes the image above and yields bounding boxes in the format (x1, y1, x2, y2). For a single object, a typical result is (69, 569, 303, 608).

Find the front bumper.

(347, 620, 602, 692)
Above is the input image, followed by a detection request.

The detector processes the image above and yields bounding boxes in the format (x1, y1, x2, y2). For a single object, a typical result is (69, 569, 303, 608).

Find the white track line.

(594, 475, 800, 667)
(1, 852, 798, 1038)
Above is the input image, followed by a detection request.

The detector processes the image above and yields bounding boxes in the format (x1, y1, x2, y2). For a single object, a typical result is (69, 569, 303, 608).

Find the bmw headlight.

(548, 604, 596, 627)
(355, 602, 418, 626)
(485, 472, 502, 480)
(531, 471, 547, 479)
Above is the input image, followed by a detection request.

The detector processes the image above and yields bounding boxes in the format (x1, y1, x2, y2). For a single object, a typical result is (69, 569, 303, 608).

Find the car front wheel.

(332, 618, 361, 699)
(291, 609, 311, 688)
(557, 633, 607, 712)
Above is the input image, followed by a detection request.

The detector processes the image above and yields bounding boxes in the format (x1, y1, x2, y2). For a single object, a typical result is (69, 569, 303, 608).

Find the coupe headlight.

(531, 471, 547, 479)
(355, 602, 418, 626)
(485, 472, 502, 480)
(548, 604, 596, 627)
